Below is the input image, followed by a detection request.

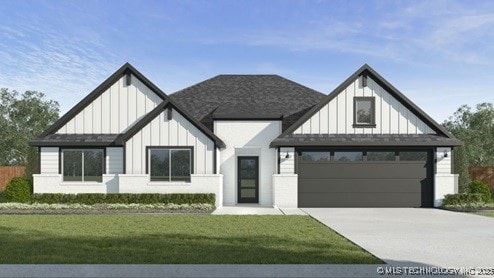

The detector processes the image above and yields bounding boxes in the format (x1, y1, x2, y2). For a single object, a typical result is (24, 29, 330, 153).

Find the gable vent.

(362, 74, 368, 87)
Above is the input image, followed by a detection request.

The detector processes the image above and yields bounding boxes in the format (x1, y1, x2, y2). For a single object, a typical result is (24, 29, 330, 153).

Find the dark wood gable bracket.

(38, 62, 168, 138)
(272, 64, 459, 146)
(125, 70, 131, 86)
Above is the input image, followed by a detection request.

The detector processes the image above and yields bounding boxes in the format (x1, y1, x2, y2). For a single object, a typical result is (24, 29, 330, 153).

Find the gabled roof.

(273, 64, 458, 146)
(112, 100, 226, 148)
(31, 63, 226, 148)
(169, 74, 326, 131)
(38, 63, 168, 138)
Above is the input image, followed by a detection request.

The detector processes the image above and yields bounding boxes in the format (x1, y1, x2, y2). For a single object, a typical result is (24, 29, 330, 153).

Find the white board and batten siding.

(125, 108, 215, 175)
(56, 74, 162, 134)
(294, 76, 436, 135)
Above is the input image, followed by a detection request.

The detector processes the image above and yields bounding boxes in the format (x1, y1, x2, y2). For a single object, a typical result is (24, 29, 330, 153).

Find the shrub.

(4, 177, 33, 203)
(442, 193, 484, 208)
(32, 193, 215, 206)
(0, 202, 214, 211)
(469, 180, 491, 203)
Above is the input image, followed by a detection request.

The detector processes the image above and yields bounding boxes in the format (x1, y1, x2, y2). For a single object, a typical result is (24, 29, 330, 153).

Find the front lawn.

(475, 211, 494, 218)
(0, 215, 381, 264)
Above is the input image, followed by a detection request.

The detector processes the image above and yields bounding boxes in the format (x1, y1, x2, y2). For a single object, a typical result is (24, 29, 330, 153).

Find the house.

(30, 63, 461, 208)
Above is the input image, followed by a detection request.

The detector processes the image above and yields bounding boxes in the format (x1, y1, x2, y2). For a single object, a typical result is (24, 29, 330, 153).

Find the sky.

(0, 0, 493, 123)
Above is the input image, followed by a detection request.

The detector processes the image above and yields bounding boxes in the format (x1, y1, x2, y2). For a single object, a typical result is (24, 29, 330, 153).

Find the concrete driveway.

(303, 208, 494, 267)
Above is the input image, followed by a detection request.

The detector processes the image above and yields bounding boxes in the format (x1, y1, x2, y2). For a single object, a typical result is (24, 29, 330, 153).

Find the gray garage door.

(297, 150, 433, 208)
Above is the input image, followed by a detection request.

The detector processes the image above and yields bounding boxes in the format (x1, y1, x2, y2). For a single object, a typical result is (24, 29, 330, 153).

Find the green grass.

(0, 215, 381, 264)
(475, 211, 494, 218)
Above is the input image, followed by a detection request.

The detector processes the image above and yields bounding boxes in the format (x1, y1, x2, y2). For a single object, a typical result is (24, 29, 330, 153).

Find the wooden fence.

(0, 166, 26, 191)
(469, 167, 494, 190)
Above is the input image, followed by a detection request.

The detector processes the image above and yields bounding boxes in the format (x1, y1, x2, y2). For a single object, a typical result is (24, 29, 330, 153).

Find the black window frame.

(60, 147, 106, 183)
(353, 96, 376, 127)
(146, 146, 194, 182)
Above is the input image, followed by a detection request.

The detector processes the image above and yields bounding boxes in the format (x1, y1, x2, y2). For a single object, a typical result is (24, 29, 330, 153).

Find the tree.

(443, 103, 494, 167)
(0, 89, 59, 168)
(443, 102, 494, 192)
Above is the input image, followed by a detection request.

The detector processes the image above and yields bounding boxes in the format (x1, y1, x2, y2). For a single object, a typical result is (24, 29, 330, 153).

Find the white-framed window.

(147, 147, 192, 182)
(61, 149, 104, 182)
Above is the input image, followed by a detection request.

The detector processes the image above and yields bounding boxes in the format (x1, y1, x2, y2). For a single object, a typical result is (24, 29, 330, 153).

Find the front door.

(237, 156, 259, 203)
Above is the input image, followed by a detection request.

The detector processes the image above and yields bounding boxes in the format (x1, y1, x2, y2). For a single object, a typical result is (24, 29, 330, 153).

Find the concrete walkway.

(212, 205, 307, 215)
(304, 208, 494, 268)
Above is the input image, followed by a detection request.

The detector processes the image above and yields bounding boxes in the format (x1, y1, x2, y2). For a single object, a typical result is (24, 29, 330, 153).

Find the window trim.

(59, 147, 106, 183)
(146, 146, 194, 183)
(353, 97, 376, 127)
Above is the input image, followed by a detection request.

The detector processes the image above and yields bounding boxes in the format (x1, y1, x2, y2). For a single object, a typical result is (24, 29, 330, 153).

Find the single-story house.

(30, 63, 461, 208)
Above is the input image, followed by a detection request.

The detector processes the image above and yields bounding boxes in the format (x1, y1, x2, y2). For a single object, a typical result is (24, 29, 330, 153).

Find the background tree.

(0, 89, 59, 178)
(443, 102, 494, 192)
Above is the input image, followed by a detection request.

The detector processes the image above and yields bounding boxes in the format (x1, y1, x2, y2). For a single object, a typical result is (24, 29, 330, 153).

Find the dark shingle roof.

(270, 134, 462, 147)
(30, 134, 121, 146)
(169, 75, 326, 131)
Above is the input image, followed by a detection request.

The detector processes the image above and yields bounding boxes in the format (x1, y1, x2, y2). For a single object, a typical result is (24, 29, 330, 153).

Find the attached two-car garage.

(297, 149, 433, 208)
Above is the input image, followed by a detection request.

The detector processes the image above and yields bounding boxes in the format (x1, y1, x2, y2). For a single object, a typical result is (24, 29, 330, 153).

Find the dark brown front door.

(237, 156, 259, 203)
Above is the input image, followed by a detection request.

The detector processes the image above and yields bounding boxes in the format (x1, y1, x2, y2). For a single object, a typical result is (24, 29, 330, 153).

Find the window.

(334, 152, 363, 161)
(301, 151, 330, 162)
(400, 151, 427, 161)
(367, 151, 396, 161)
(62, 149, 104, 182)
(148, 148, 192, 182)
(354, 97, 375, 126)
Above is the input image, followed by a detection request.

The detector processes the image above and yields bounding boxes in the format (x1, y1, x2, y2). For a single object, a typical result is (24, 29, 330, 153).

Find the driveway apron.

(303, 208, 494, 267)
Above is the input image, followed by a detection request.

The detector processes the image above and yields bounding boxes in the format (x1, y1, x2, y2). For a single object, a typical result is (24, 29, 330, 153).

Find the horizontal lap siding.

(436, 147, 452, 174)
(125, 108, 214, 175)
(106, 147, 124, 174)
(56, 74, 162, 134)
(40, 147, 59, 174)
(293, 77, 435, 135)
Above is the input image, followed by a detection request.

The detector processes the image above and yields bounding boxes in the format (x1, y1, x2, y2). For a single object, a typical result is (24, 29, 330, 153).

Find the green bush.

(443, 193, 484, 206)
(32, 193, 215, 206)
(469, 180, 491, 203)
(4, 177, 33, 203)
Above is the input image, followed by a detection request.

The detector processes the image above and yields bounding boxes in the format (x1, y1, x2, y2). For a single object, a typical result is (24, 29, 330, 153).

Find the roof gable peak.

(277, 64, 457, 139)
(37, 62, 168, 137)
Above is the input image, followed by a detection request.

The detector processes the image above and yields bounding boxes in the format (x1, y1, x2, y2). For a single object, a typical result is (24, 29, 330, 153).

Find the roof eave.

(270, 140, 463, 148)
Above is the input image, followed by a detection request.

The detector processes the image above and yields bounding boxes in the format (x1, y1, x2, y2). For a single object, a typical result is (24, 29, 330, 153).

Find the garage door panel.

(298, 178, 428, 193)
(297, 149, 433, 208)
(298, 164, 428, 179)
(299, 192, 423, 207)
